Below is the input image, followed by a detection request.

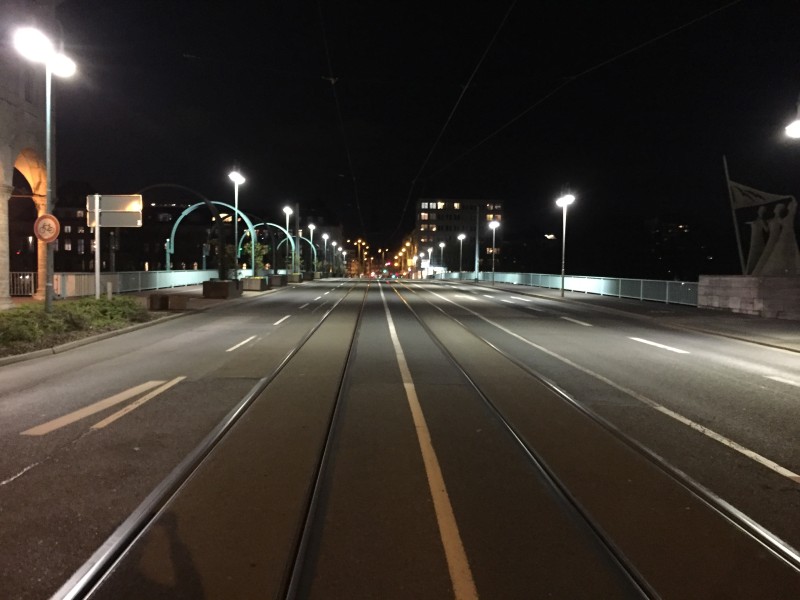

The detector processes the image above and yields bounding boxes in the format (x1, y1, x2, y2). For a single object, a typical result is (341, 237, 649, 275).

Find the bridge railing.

(9, 272, 37, 296)
(435, 271, 698, 306)
(51, 270, 219, 298)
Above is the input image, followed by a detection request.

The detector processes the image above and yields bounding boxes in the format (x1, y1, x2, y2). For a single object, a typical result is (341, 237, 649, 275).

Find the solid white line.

(431, 291, 800, 484)
(765, 375, 800, 388)
(21, 381, 165, 436)
(629, 337, 689, 354)
(92, 377, 186, 430)
(380, 287, 478, 600)
(561, 316, 592, 327)
(274, 315, 290, 325)
(299, 303, 309, 309)
(226, 335, 256, 352)
(510, 296, 531, 302)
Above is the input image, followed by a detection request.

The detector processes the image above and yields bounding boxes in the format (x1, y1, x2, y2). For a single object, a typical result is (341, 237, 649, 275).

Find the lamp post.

(14, 27, 76, 312)
(489, 221, 500, 286)
(439, 242, 445, 271)
(785, 93, 800, 138)
(308, 223, 316, 271)
(457, 233, 466, 274)
(342, 250, 347, 276)
(283, 206, 293, 272)
(322, 233, 329, 274)
(555, 193, 575, 297)
(228, 170, 245, 278)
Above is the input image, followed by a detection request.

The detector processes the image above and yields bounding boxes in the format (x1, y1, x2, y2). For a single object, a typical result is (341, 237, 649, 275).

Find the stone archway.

(0, 146, 48, 309)
(13, 149, 48, 300)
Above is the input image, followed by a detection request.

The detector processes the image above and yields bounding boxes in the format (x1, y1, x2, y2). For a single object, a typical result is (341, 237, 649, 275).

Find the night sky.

(52, 0, 800, 278)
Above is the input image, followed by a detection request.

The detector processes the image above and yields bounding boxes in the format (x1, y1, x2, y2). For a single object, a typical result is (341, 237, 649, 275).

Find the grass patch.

(0, 297, 155, 358)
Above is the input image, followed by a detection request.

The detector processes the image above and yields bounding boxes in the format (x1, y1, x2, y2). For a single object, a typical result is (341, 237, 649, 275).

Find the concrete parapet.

(202, 279, 242, 299)
(699, 275, 800, 320)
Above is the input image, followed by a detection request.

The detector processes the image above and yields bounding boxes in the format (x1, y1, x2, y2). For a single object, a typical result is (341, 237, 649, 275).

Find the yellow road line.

(21, 381, 165, 436)
(381, 287, 479, 600)
(91, 376, 186, 430)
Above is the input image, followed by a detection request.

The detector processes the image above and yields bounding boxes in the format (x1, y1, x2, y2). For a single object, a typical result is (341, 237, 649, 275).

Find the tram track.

(391, 280, 800, 597)
(54, 282, 368, 600)
(50, 279, 800, 599)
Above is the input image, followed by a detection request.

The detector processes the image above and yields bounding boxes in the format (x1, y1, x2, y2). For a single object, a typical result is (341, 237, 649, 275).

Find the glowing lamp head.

(786, 120, 800, 139)
(13, 27, 54, 63)
(283, 206, 293, 216)
(556, 194, 575, 208)
(458, 233, 466, 241)
(439, 242, 445, 248)
(489, 220, 500, 230)
(228, 171, 245, 185)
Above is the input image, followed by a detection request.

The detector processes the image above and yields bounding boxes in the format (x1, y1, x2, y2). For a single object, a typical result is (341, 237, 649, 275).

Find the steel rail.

(53, 283, 361, 600)
(392, 281, 657, 598)
(402, 280, 800, 574)
(282, 282, 372, 598)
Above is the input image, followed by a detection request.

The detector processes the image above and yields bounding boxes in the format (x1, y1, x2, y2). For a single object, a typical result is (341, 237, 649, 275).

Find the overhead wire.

(318, 0, 367, 237)
(423, 0, 746, 182)
(390, 0, 518, 241)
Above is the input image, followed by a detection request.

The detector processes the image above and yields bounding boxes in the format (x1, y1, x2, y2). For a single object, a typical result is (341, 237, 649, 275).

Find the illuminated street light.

(308, 223, 316, 271)
(489, 220, 500, 286)
(439, 241, 445, 271)
(14, 27, 76, 312)
(322, 233, 329, 273)
(457, 233, 466, 273)
(228, 170, 245, 278)
(785, 94, 800, 138)
(555, 193, 576, 297)
(283, 206, 293, 272)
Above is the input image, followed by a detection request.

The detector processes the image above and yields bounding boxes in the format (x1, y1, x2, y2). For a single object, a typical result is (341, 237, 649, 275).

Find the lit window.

(77, 227, 85, 234)
(420, 212, 428, 221)
(486, 214, 494, 221)
(437, 202, 445, 210)
(420, 224, 428, 231)
(421, 202, 429, 209)
(76, 210, 84, 218)
(430, 225, 437, 232)
(64, 225, 72, 233)
(64, 239, 72, 251)
(453, 202, 461, 210)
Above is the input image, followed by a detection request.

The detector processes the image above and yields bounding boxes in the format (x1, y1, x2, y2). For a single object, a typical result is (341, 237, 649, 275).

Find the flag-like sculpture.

(726, 180, 799, 276)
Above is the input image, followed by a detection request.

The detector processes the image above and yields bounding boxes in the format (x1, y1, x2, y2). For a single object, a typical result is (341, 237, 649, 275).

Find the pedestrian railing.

(9, 272, 37, 296)
(52, 270, 219, 298)
(436, 271, 698, 306)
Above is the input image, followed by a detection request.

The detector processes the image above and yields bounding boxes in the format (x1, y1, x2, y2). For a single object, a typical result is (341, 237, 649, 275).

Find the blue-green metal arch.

(276, 235, 317, 269)
(167, 201, 260, 276)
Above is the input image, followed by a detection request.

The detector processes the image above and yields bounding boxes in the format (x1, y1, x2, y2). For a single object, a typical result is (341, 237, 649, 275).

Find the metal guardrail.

(436, 271, 698, 306)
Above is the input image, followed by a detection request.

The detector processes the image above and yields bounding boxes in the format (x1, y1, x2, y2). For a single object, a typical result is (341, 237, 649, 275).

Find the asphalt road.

(0, 279, 798, 599)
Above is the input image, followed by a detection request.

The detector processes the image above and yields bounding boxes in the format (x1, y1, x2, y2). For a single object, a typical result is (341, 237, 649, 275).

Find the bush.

(0, 296, 153, 356)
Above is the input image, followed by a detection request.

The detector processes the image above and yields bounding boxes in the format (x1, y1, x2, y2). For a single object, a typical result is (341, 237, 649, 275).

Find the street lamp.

(785, 94, 800, 138)
(457, 233, 466, 274)
(439, 242, 445, 271)
(308, 223, 316, 271)
(489, 220, 500, 286)
(342, 250, 347, 276)
(555, 193, 576, 297)
(228, 170, 245, 278)
(322, 233, 329, 273)
(283, 206, 293, 272)
(14, 27, 76, 312)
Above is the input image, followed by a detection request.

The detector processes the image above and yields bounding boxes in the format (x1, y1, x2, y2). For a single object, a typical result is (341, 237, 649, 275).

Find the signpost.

(86, 194, 143, 298)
